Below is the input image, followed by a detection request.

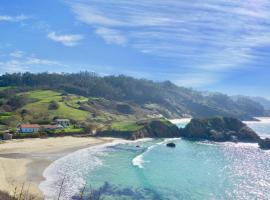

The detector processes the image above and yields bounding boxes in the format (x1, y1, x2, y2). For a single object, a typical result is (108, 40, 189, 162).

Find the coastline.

(0, 136, 115, 199)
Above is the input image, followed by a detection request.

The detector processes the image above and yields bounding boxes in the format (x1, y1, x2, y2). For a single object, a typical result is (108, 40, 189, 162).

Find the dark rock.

(130, 120, 180, 140)
(166, 143, 176, 148)
(258, 138, 270, 150)
(179, 117, 260, 143)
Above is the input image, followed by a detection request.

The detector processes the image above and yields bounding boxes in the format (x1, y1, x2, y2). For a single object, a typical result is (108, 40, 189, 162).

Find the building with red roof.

(19, 124, 40, 133)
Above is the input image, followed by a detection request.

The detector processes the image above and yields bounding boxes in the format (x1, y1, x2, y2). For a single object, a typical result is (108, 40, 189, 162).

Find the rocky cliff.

(179, 117, 260, 142)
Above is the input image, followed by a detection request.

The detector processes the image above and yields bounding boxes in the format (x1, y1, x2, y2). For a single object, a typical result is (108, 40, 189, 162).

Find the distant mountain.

(249, 96, 270, 110)
(0, 72, 267, 121)
(232, 95, 270, 111)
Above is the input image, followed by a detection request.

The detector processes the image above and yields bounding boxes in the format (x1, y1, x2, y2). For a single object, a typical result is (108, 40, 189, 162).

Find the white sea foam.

(244, 117, 270, 124)
(39, 140, 127, 200)
(132, 138, 180, 169)
(132, 154, 145, 168)
(169, 118, 191, 125)
(197, 141, 259, 149)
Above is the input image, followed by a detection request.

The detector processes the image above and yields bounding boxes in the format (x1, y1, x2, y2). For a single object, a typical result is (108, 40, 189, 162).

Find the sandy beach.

(0, 136, 114, 199)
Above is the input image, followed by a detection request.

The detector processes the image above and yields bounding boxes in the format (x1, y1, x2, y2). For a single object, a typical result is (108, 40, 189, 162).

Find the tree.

(48, 100, 59, 110)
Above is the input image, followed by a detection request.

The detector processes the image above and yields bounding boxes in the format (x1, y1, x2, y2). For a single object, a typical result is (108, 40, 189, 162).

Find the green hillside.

(0, 72, 268, 134)
(0, 89, 153, 132)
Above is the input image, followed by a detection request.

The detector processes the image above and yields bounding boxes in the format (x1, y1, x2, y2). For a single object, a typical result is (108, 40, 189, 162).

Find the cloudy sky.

(0, 0, 270, 98)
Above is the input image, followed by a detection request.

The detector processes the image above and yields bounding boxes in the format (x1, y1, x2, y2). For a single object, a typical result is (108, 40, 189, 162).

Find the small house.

(19, 124, 40, 133)
(55, 119, 70, 128)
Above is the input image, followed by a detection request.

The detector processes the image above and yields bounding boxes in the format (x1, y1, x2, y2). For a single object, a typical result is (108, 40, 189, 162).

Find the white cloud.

(0, 14, 29, 22)
(0, 51, 67, 74)
(65, 0, 270, 86)
(47, 32, 84, 46)
(10, 50, 24, 58)
(96, 28, 127, 45)
(174, 72, 221, 87)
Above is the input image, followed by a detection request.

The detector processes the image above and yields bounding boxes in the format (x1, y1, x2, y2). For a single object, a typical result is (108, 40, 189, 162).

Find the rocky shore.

(99, 117, 270, 150)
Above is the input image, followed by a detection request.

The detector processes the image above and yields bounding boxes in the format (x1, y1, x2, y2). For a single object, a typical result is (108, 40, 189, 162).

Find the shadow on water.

(72, 182, 163, 200)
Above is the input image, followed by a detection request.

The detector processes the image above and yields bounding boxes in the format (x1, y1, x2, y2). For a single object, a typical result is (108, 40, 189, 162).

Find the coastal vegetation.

(0, 72, 269, 141)
(0, 72, 267, 120)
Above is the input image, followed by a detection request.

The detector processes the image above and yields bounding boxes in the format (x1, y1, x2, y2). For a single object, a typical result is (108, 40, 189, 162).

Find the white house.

(19, 124, 40, 133)
(55, 119, 70, 128)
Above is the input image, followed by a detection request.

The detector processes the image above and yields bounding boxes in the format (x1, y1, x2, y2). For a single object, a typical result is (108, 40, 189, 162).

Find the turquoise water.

(40, 121, 270, 200)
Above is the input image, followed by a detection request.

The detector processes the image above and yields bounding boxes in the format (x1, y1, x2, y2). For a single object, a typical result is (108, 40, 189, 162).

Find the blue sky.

(0, 0, 269, 99)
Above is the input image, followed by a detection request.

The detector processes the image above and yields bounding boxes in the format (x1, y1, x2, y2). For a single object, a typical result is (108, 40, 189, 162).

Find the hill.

(0, 72, 267, 132)
(249, 96, 270, 110)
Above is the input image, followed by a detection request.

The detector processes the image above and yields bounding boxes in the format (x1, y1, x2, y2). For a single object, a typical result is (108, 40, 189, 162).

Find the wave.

(132, 138, 180, 169)
(39, 140, 127, 200)
(196, 140, 259, 148)
(244, 117, 270, 124)
(169, 118, 191, 125)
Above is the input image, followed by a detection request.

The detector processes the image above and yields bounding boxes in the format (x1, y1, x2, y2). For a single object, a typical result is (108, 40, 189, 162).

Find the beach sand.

(0, 136, 114, 199)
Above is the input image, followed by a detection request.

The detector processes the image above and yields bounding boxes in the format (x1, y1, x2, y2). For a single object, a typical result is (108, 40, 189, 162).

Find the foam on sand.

(39, 140, 126, 200)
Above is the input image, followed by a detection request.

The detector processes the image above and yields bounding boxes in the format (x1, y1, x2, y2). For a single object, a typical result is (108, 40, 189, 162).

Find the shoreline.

(0, 136, 115, 199)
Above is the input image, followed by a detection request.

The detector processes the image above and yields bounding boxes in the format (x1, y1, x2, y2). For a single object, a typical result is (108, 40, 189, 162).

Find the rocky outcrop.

(258, 138, 270, 150)
(166, 143, 176, 148)
(179, 117, 260, 143)
(128, 120, 180, 140)
(97, 119, 180, 140)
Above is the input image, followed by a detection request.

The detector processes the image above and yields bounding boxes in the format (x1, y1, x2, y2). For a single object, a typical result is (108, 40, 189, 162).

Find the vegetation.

(0, 72, 266, 121)
(111, 121, 144, 132)
(0, 72, 268, 137)
(48, 100, 60, 110)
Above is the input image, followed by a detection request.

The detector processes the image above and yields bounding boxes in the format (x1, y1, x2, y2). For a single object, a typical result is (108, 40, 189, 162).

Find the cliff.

(179, 117, 260, 143)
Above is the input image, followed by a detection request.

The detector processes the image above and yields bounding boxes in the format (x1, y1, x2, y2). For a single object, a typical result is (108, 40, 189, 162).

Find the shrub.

(7, 96, 27, 110)
(48, 100, 59, 110)
(20, 109, 30, 117)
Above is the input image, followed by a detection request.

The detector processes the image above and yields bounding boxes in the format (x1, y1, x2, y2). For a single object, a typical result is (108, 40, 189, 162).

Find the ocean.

(40, 119, 270, 200)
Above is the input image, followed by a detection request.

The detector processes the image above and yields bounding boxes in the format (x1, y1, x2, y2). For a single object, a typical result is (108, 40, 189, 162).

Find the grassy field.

(1, 89, 154, 133)
(22, 90, 90, 121)
(111, 121, 144, 132)
(0, 86, 13, 91)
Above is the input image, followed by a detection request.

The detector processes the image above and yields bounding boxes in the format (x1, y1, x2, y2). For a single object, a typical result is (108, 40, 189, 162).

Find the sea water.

(40, 120, 270, 200)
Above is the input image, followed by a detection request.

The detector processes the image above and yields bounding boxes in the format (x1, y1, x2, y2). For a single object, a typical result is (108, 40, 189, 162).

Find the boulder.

(258, 138, 270, 150)
(166, 143, 176, 148)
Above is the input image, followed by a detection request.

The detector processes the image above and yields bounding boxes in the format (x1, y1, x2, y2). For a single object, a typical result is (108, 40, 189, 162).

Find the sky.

(0, 0, 269, 99)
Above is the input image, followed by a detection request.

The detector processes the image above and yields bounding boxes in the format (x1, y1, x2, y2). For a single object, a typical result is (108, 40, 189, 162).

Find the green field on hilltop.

(111, 121, 144, 132)
(22, 90, 90, 121)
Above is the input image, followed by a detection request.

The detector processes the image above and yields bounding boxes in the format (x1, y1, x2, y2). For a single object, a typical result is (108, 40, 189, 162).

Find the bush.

(7, 96, 27, 110)
(20, 109, 30, 117)
(13, 133, 40, 139)
(48, 100, 59, 110)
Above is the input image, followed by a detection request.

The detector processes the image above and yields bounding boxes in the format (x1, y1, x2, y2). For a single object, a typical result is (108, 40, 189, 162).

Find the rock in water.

(166, 143, 176, 148)
(179, 117, 260, 143)
(258, 138, 270, 150)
